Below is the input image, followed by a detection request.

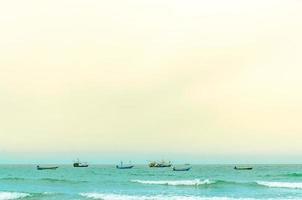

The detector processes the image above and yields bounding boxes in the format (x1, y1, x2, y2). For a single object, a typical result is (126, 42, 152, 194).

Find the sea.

(1, 165, 302, 200)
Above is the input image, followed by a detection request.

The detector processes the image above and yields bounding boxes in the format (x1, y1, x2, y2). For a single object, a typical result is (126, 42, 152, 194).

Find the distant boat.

(149, 160, 172, 168)
(116, 161, 134, 169)
(73, 159, 88, 167)
(234, 166, 253, 170)
(173, 166, 191, 171)
(36, 165, 58, 170)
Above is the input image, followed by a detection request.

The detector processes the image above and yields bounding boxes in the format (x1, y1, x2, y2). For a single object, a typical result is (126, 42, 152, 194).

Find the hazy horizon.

(1, 0, 302, 164)
(2, 151, 302, 165)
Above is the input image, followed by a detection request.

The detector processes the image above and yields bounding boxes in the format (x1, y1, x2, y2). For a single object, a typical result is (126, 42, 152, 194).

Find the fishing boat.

(36, 165, 59, 170)
(116, 161, 134, 169)
(149, 160, 172, 168)
(73, 159, 89, 167)
(234, 166, 253, 170)
(173, 166, 191, 171)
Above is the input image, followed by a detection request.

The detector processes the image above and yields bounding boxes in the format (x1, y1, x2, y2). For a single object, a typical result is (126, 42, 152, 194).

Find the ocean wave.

(0, 177, 87, 184)
(130, 179, 257, 188)
(131, 179, 214, 186)
(132, 179, 302, 190)
(39, 177, 87, 183)
(79, 193, 254, 200)
(284, 173, 302, 177)
(263, 173, 302, 178)
(79, 193, 302, 200)
(256, 181, 302, 189)
(0, 178, 25, 181)
(0, 192, 30, 200)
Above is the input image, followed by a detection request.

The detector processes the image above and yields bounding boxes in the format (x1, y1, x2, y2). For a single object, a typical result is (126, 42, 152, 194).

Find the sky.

(0, 0, 302, 164)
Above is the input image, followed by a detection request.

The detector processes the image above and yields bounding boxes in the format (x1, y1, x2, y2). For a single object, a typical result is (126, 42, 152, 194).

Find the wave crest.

(131, 179, 214, 186)
(79, 193, 255, 200)
(257, 181, 302, 189)
(0, 192, 29, 200)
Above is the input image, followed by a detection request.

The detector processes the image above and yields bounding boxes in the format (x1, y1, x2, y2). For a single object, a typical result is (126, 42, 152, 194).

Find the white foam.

(79, 193, 259, 200)
(257, 181, 302, 189)
(0, 192, 29, 200)
(131, 179, 214, 186)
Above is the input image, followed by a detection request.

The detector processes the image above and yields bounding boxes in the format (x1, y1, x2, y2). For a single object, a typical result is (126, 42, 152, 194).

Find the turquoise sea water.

(1, 165, 302, 199)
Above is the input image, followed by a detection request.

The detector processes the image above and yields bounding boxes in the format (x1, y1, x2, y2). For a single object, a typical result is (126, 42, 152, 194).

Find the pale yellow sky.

(1, 0, 302, 161)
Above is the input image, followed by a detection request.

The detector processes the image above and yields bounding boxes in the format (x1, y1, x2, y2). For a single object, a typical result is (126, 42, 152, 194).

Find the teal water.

(1, 165, 302, 199)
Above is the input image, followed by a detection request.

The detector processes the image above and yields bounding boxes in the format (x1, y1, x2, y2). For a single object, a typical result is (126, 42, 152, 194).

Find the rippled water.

(1, 165, 302, 199)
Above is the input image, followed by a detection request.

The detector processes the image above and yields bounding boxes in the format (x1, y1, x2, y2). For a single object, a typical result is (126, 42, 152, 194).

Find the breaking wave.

(79, 193, 302, 200)
(132, 179, 302, 190)
(256, 181, 302, 189)
(0, 192, 30, 200)
(79, 193, 252, 200)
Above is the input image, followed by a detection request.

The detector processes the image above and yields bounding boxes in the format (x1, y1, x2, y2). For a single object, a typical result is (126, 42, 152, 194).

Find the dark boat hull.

(73, 163, 89, 167)
(116, 165, 134, 169)
(234, 167, 253, 170)
(157, 164, 171, 167)
(37, 166, 58, 170)
(173, 167, 191, 171)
